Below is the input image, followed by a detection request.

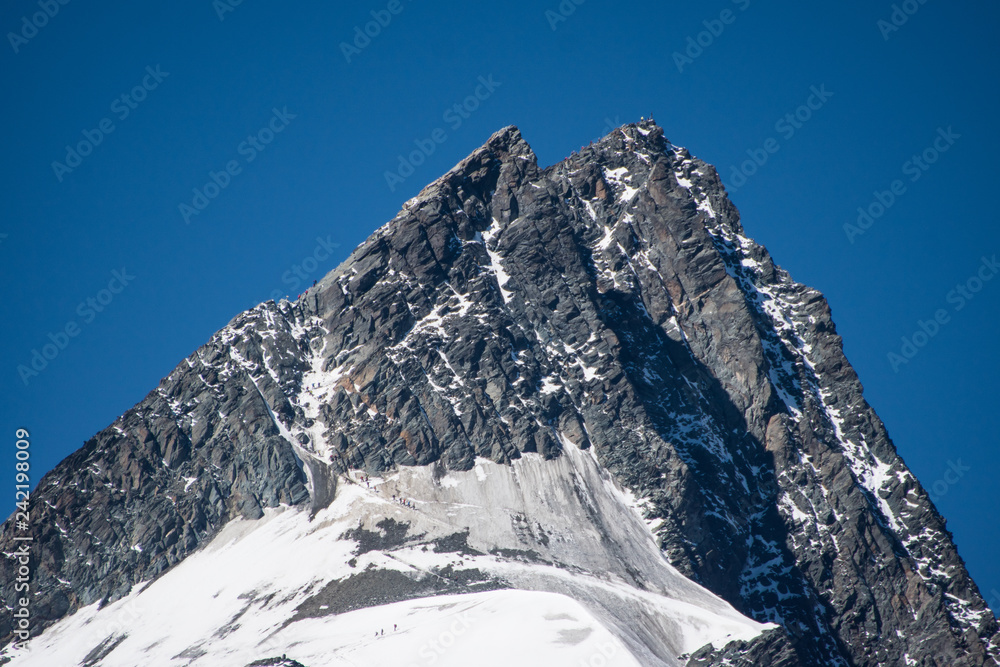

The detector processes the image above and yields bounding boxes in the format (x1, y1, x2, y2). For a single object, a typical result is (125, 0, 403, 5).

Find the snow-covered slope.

(3, 441, 770, 666)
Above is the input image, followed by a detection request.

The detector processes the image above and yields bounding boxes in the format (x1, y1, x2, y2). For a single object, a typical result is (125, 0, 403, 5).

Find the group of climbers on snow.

(391, 493, 415, 509)
(349, 472, 417, 510)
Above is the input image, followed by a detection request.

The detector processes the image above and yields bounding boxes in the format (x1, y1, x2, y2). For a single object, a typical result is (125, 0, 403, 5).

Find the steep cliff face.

(2, 121, 997, 666)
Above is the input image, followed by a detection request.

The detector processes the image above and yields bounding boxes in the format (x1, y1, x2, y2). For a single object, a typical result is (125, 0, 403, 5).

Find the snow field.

(5, 439, 770, 666)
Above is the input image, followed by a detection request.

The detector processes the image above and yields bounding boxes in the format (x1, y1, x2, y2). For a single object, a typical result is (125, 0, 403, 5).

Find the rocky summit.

(2, 121, 998, 666)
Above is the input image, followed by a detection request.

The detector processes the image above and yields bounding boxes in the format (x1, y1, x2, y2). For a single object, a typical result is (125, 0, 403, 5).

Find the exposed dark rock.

(81, 634, 127, 667)
(341, 518, 421, 556)
(2, 120, 997, 666)
(245, 657, 308, 667)
(432, 530, 485, 557)
(287, 566, 505, 621)
(685, 627, 804, 667)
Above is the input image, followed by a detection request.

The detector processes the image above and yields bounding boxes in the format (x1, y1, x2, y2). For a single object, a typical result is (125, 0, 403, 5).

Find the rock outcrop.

(2, 121, 997, 666)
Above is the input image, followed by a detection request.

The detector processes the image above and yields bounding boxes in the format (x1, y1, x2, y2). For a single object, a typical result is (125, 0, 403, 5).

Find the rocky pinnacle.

(2, 121, 997, 666)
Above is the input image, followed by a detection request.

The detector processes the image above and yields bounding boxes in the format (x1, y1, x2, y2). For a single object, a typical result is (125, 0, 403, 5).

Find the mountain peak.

(590, 117, 668, 152)
(4, 124, 999, 667)
(483, 123, 534, 159)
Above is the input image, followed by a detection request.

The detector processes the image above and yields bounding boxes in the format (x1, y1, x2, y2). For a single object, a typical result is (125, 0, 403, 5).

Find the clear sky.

(2, 0, 997, 614)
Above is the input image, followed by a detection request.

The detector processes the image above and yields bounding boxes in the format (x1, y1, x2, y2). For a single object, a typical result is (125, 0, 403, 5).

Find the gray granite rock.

(2, 121, 997, 666)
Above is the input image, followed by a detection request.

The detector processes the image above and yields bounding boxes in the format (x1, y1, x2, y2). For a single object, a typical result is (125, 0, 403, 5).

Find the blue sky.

(2, 0, 997, 614)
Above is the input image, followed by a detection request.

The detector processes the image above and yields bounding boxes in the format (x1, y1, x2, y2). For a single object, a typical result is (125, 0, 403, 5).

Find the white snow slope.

(3, 439, 773, 667)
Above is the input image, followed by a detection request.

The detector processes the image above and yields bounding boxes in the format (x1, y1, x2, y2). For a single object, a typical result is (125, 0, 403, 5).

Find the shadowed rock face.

(2, 121, 997, 666)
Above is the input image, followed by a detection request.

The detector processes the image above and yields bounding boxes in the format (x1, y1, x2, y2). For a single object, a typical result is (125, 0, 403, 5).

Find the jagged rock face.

(2, 121, 998, 666)
(686, 627, 804, 667)
(0, 316, 312, 634)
